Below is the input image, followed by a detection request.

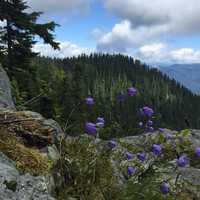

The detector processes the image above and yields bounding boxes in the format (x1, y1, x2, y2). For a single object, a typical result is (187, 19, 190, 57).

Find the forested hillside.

(10, 54, 200, 138)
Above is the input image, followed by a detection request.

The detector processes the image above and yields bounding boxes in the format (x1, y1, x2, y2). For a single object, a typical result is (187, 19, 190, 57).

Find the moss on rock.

(0, 128, 52, 176)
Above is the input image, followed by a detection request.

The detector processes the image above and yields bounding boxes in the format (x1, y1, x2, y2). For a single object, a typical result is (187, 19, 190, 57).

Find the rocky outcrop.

(0, 64, 15, 110)
(0, 153, 56, 200)
(0, 110, 63, 149)
(0, 110, 64, 200)
(0, 63, 64, 199)
(110, 129, 200, 199)
(55, 130, 200, 199)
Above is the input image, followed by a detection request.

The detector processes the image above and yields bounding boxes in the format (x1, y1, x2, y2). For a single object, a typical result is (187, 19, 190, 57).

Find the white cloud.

(105, 0, 200, 34)
(170, 48, 200, 63)
(137, 43, 200, 64)
(33, 41, 93, 58)
(94, 1, 200, 63)
(33, 40, 200, 64)
(26, 0, 91, 14)
(95, 20, 168, 53)
(137, 43, 167, 63)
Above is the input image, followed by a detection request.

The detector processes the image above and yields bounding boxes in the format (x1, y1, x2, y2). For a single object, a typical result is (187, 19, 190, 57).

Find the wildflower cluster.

(139, 106, 154, 132)
(85, 114, 105, 137)
(82, 87, 200, 197)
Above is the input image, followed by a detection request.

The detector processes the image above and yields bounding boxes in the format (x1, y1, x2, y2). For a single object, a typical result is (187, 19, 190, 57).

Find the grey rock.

(0, 64, 15, 109)
(189, 129, 200, 146)
(0, 154, 56, 200)
(106, 129, 200, 197)
(179, 167, 200, 185)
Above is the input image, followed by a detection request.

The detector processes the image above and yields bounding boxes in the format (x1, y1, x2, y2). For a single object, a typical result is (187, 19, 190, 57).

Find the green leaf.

(180, 129, 190, 137)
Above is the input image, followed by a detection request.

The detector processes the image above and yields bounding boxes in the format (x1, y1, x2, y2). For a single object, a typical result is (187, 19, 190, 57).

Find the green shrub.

(55, 136, 120, 200)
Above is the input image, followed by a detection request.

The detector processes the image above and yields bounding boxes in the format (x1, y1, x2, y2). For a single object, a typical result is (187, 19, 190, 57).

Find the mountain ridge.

(160, 63, 200, 94)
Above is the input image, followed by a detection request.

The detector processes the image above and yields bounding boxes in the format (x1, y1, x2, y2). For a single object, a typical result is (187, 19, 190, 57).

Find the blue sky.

(55, 0, 118, 48)
(27, 0, 200, 64)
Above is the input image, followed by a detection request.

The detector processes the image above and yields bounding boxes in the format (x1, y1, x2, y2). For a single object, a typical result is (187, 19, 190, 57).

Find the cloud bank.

(137, 43, 200, 64)
(89, 0, 200, 64)
(96, 20, 168, 53)
(26, 0, 91, 14)
(105, 0, 200, 34)
(33, 41, 93, 58)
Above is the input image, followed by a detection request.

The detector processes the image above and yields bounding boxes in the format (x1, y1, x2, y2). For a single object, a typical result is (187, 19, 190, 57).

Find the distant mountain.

(160, 64, 200, 94)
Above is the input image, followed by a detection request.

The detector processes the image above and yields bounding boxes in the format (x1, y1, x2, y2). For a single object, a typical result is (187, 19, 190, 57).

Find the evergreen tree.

(0, 0, 59, 71)
(25, 54, 200, 137)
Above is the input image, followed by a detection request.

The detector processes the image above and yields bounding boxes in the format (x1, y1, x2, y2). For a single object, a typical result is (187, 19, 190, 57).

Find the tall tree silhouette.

(0, 0, 59, 71)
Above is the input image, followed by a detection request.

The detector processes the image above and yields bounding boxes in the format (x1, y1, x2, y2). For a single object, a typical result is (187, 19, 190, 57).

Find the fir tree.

(0, 0, 59, 71)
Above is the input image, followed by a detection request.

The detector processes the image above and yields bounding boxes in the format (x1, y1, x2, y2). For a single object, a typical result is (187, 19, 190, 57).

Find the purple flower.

(165, 133, 173, 140)
(117, 93, 126, 102)
(195, 147, 200, 157)
(177, 155, 189, 167)
(160, 182, 170, 195)
(159, 128, 165, 132)
(142, 106, 154, 118)
(148, 126, 154, 132)
(97, 117, 105, 124)
(172, 142, 177, 149)
(85, 122, 97, 136)
(126, 152, 134, 160)
(85, 97, 94, 105)
(127, 87, 137, 96)
(108, 140, 117, 149)
(128, 166, 136, 176)
(138, 122, 143, 128)
(152, 144, 162, 156)
(137, 152, 147, 162)
(147, 120, 153, 126)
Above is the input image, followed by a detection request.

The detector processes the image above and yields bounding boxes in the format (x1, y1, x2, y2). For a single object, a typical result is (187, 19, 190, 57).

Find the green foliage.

(53, 129, 199, 200)
(55, 136, 120, 200)
(6, 54, 200, 138)
(0, 0, 59, 104)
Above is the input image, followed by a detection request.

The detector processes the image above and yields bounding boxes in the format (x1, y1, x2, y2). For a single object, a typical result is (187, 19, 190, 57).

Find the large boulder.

(0, 109, 64, 200)
(0, 64, 15, 110)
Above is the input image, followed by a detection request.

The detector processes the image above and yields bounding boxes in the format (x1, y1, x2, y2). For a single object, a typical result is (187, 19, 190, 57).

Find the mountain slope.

(160, 64, 200, 94)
